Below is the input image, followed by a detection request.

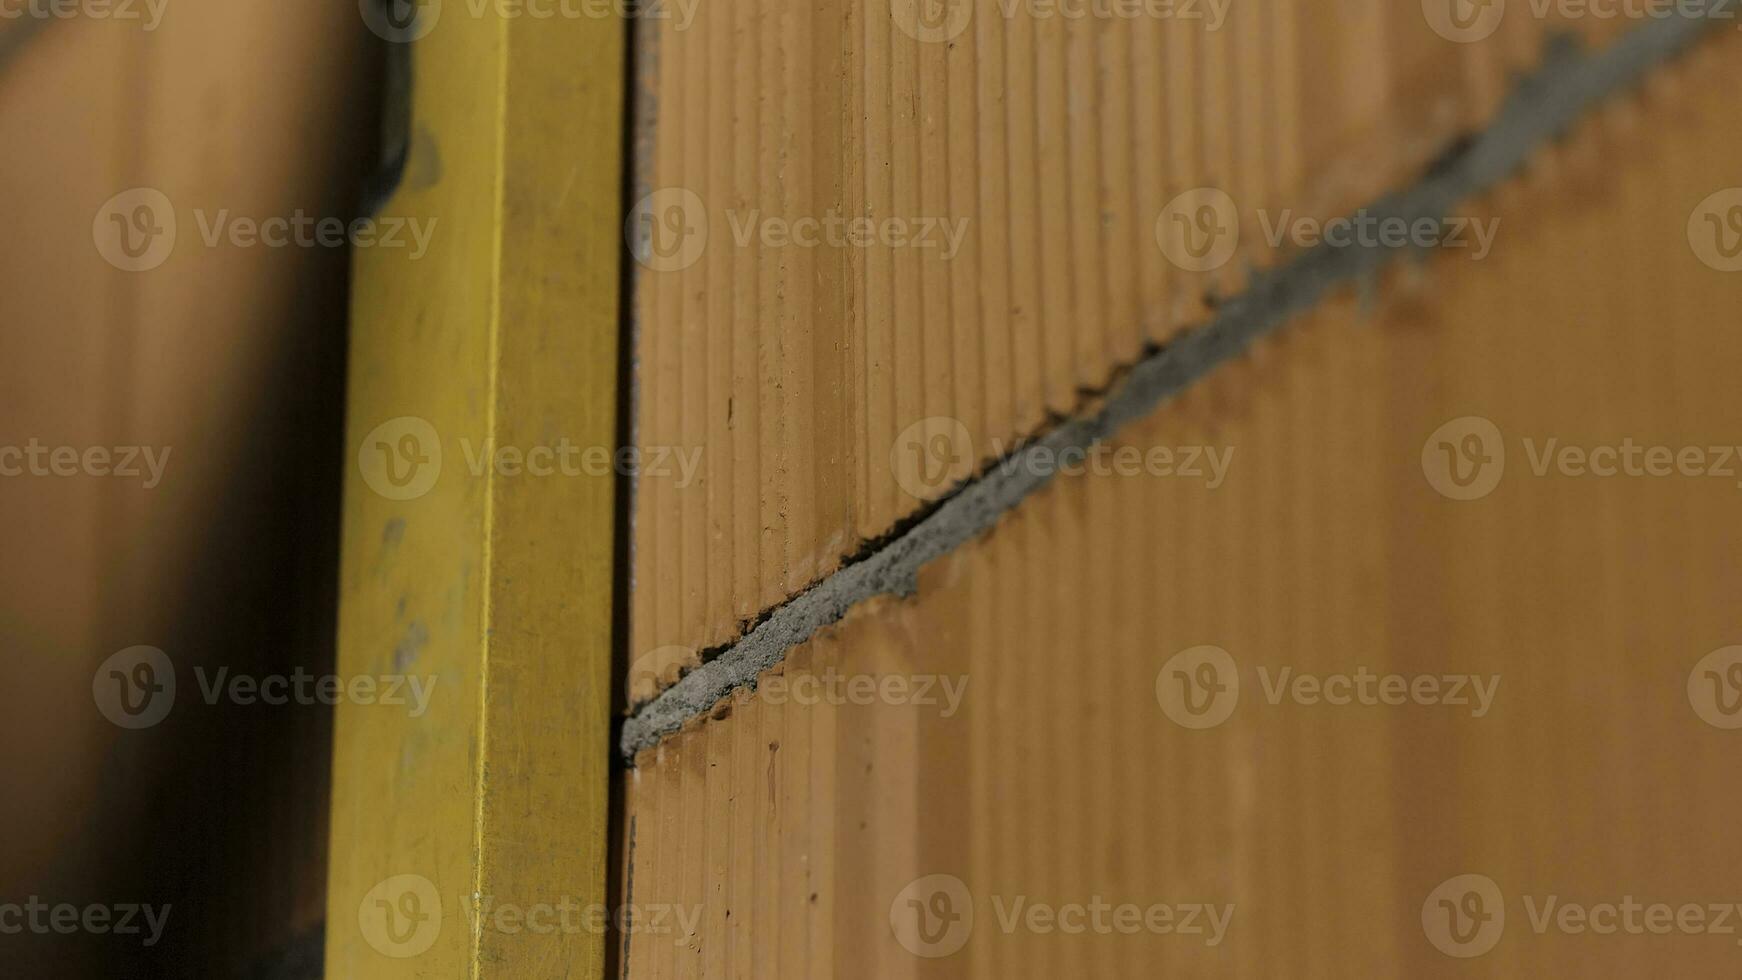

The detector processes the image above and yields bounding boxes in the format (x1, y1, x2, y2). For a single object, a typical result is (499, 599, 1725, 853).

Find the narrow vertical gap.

(605, 9, 648, 980)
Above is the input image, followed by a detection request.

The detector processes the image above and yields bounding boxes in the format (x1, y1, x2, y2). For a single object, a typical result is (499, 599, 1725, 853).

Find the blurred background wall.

(0, 3, 379, 975)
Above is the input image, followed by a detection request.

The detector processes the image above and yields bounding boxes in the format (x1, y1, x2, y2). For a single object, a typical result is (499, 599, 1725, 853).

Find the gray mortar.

(619, 8, 1723, 762)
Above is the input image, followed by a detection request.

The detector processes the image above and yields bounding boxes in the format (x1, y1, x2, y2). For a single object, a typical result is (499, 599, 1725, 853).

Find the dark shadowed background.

(0, 4, 381, 975)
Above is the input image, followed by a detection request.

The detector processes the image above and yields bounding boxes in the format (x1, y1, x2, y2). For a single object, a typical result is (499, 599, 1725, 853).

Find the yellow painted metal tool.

(325, 6, 623, 977)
